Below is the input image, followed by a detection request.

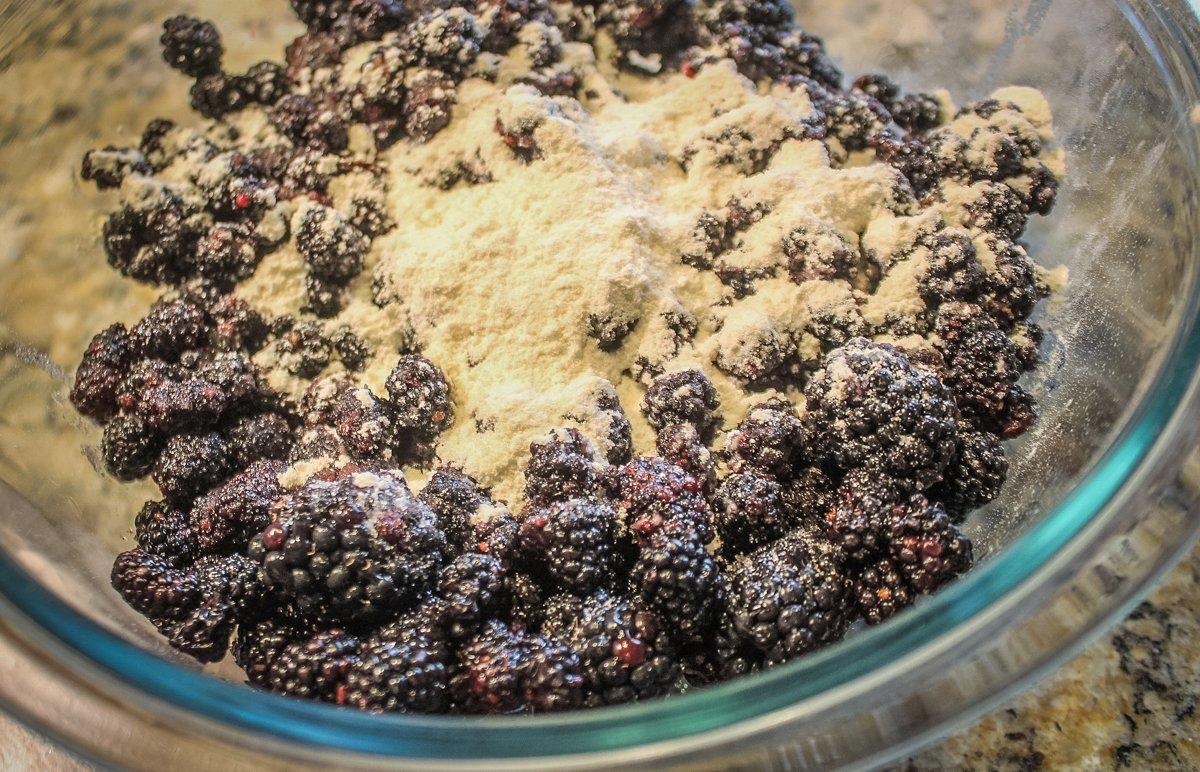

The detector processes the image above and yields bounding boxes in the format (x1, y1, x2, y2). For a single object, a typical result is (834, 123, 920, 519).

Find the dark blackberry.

(518, 498, 617, 595)
(722, 399, 803, 478)
(721, 540, 853, 665)
(934, 429, 1007, 517)
(304, 275, 344, 318)
(873, 135, 940, 197)
(891, 93, 942, 134)
(853, 557, 913, 625)
(494, 112, 541, 163)
(190, 73, 250, 119)
(130, 298, 209, 360)
(210, 295, 270, 353)
(508, 572, 549, 629)
(655, 422, 715, 489)
(102, 191, 204, 285)
(80, 147, 150, 190)
(332, 386, 398, 461)
(165, 554, 269, 661)
(163, 597, 239, 662)
(132, 355, 260, 433)
(962, 181, 1028, 240)
(523, 428, 601, 504)
(237, 61, 290, 105)
(613, 456, 712, 545)
(290, 425, 346, 463)
(782, 466, 835, 525)
(225, 412, 294, 468)
(101, 414, 162, 481)
(557, 593, 678, 706)
(824, 468, 902, 564)
(640, 370, 719, 435)
(887, 495, 972, 593)
(437, 552, 508, 639)
(917, 230, 985, 306)
(822, 91, 887, 152)
(408, 8, 483, 76)
(404, 70, 457, 142)
(194, 222, 262, 282)
(933, 302, 1026, 435)
(632, 525, 724, 645)
(138, 118, 177, 171)
(345, 631, 451, 713)
(270, 94, 350, 153)
(296, 205, 369, 284)
(330, 327, 371, 371)
(782, 220, 859, 283)
(266, 629, 361, 702)
(978, 237, 1049, 327)
(681, 210, 731, 270)
(1023, 163, 1060, 216)
(160, 15, 224, 77)
(249, 472, 446, 623)
(385, 354, 454, 438)
(152, 431, 232, 503)
(452, 621, 583, 713)
(419, 466, 517, 559)
(275, 321, 332, 378)
(70, 324, 135, 422)
(233, 616, 311, 687)
(188, 460, 285, 555)
(110, 548, 199, 623)
(712, 472, 789, 555)
(803, 338, 960, 493)
(134, 500, 194, 566)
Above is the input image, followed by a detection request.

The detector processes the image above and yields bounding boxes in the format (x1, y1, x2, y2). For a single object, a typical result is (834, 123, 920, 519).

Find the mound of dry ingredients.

(72, 0, 1065, 714)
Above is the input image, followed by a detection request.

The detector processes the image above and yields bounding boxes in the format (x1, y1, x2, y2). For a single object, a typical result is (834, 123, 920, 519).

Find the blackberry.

(655, 422, 715, 489)
(188, 460, 285, 555)
(190, 73, 250, 119)
(508, 572, 549, 629)
(225, 412, 294, 467)
(822, 91, 887, 152)
(783, 466, 835, 526)
(824, 469, 902, 564)
(160, 15, 224, 77)
(168, 554, 268, 661)
(613, 456, 712, 545)
(891, 93, 942, 134)
(404, 70, 457, 142)
(722, 399, 803, 478)
(275, 321, 332, 378)
(304, 275, 344, 318)
(70, 324, 135, 422)
(640, 370, 719, 435)
(102, 192, 203, 285)
(917, 230, 985, 306)
(518, 498, 617, 595)
(81, 147, 151, 190)
(873, 135, 940, 197)
(101, 414, 162, 480)
(237, 61, 290, 105)
(152, 431, 232, 503)
(934, 429, 1008, 517)
(331, 327, 371, 371)
(934, 302, 1026, 435)
(233, 616, 311, 687)
(523, 428, 602, 504)
(134, 500, 194, 566)
(782, 222, 857, 283)
(557, 593, 678, 706)
(345, 631, 451, 713)
(962, 181, 1028, 240)
(210, 295, 269, 353)
(130, 298, 209, 360)
(632, 525, 724, 644)
(266, 629, 360, 701)
(332, 386, 398, 461)
(132, 354, 260, 433)
(385, 354, 454, 438)
(1023, 163, 1060, 216)
(721, 540, 853, 665)
(296, 205, 369, 284)
(979, 237, 1049, 327)
(194, 222, 261, 282)
(452, 621, 583, 713)
(290, 425, 346, 463)
(110, 548, 199, 623)
(138, 118, 178, 171)
(712, 472, 789, 555)
(853, 557, 913, 625)
(408, 9, 483, 76)
(887, 495, 972, 593)
(803, 338, 960, 492)
(437, 552, 508, 639)
(419, 466, 492, 557)
(270, 94, 350, 153)
(249, 472, 446, 623)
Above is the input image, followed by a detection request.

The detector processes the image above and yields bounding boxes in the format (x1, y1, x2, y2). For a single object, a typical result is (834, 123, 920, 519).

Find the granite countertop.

(4, 544, 1199, 769)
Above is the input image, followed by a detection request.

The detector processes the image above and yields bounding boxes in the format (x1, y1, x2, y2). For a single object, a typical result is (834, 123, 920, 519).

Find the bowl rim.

(3, 0, 1200, 765)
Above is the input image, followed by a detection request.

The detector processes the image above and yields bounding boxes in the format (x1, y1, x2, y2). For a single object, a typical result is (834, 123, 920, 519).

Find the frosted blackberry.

(962, 181, 1028, 240)
(721, 540, 853, 665)
(641, 369, 720, 435)
(296, 205, 369, 284)
(722, 399, 803, 478)
(134, 499, 194, 566)
(614, 456, 713, 545)
(887, 495, 973, 593)
(266, 629, 360, 702)
(188, 460, 285, 555)
(873, 135, 941, 197)
(81, 147, 151, 190)
(554, 593, 678, 706)
(344, 631, 451, 713)
(518, 498, 617, 595)
(655, 422, 715, 489)
(438, 552, 508, 639)
(854, 557, 913, 625)
(803, 339, 959, 493)
(935, 429, 1008, 517)
(190, 73, 250, 119)
(824, 469, 902, 565)
(917, 230, 986, 306)
(130, 298, 209, 361)
(275, 321, 332, 378)
(101, 414, 162, 481)
(404, 70, 457, 142)
(712, 471, 789, 555)
(331, 327, 371, 371)
(248, 472, 446, 623)
(161, 15, 224, 77)
(210, 295, 269, 353)
(101, 191, 204, 285)
(332, 386, 398, 461)
(523, 428, 602, 504)
(979, 237, 1050, 327)
(632, 525, 724, 644)
(782, 222, 857, 283)
(151, 430, 232, 503)
(451, 621, 583, 713)
(386, 354, 454, 439)
(194, 222, 261, 282)
(225, 412, 294, 467)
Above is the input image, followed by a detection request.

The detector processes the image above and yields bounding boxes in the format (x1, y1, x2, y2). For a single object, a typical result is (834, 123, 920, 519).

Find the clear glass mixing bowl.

(2, 0, 1200, 768)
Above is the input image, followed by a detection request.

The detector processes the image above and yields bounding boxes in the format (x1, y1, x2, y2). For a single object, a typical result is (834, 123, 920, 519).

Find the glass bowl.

(2, 0, 1200, 767)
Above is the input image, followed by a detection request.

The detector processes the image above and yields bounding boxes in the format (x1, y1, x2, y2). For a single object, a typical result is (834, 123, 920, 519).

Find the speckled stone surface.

(3, 545, 1199, 769)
